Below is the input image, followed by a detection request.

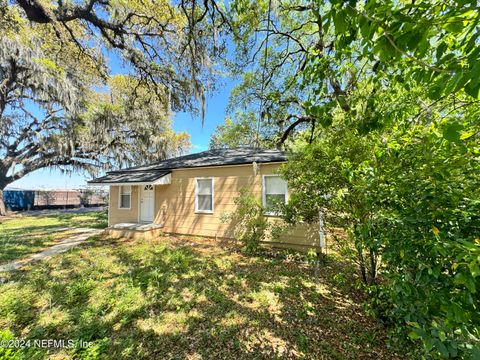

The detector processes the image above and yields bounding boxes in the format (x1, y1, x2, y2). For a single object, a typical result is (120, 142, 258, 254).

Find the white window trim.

(118, 185, 132, 210)
(262, 175, 288, 216)
(195, 177, 214, 214)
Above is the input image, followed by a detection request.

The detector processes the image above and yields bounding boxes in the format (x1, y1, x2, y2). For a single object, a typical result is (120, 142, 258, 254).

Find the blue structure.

(4, 190, 35, 210)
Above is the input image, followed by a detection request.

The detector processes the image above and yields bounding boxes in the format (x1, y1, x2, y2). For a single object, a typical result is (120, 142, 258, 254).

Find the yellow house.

(89, 148, 321, 250)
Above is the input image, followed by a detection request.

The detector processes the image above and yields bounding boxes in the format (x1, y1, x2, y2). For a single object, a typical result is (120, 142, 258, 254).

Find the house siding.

(109, 185, 139, 224)
(109, 163, 321, 250)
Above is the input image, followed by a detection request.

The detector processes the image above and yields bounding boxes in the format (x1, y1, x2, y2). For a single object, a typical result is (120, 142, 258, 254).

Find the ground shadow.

(0, 234, 399, 359)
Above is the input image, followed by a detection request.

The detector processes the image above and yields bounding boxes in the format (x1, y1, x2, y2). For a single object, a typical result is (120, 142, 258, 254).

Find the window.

(263, 175, 288, 214)
(195, 178, 214, 213)
(119, 185, 131, 209)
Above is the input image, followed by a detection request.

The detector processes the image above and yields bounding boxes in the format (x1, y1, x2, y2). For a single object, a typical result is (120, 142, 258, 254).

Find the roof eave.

(88, 172, 172, 186)
(111, 159, 287, 174)
(88, 159, 287, 184)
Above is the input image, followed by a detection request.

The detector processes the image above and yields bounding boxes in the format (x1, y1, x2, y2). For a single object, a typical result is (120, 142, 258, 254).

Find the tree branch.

(278, 115, 314, 144)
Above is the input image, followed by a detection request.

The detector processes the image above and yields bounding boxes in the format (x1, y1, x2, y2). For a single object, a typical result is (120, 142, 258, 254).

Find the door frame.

(138, 185, 155, 223)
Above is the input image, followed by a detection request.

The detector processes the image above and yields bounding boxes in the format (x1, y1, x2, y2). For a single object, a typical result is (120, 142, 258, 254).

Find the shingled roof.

(89, 147, 286, 184)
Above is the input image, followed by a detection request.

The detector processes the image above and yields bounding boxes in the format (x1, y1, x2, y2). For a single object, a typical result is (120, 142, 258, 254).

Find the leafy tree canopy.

(281, 85, 480, 357)
(226, 0, 480, 144)
(0, 4, 193, 213)
(209, 111, 275, 149)
(3, 0, 230, 112)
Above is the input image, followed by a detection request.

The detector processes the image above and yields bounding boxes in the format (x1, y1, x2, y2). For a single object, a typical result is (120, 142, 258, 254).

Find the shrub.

(281, 117, 480, 357)
(221, 188, 270, 252)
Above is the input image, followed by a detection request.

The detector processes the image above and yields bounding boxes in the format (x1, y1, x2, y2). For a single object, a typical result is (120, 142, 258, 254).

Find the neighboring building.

(3, 189, 35, 211)
(89, 148, 320, 250)
(3, 188, 107, 211)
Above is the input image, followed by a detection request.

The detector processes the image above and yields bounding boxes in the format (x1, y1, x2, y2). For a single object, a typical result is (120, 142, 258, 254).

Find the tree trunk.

(0, 173, 9, 216)
(369, 248, 378, 285)
(0, 187, 6, 216)
(357, 250, 368, 284)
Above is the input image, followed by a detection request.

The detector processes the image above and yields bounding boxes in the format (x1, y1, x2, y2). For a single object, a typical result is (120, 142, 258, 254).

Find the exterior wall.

(158, 163, 320, 249)
(109, 185, 139, 225)
(108, 163, 320, 249)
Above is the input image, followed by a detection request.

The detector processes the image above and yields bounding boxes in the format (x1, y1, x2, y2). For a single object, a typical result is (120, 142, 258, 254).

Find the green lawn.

(0, 211, 108, 264)
(0, 232, 399, 359)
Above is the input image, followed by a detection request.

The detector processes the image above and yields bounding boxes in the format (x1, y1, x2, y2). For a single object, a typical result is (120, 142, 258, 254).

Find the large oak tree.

(0, 0, 227, 214)
(224, 0, 480, 145)
(0, 33, 189, 214)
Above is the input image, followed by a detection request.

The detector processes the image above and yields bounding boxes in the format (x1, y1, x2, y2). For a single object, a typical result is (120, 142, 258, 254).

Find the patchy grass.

(0, 235, 399, 359)
(0, 211, 107, 264)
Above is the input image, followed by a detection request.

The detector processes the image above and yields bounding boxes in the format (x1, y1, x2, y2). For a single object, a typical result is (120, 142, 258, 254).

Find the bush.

(221, 188, 270, 253)
(367, 123, 480, 358)
(281, 117, 480, 357)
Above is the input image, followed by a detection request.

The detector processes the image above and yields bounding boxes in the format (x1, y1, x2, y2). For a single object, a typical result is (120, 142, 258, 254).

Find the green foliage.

(229, 0, 480, 148)
(221, 188, 269, 252)
(0, 0, 224, 214)
(324, 0, 480, 100)
(0, 33, 191, 208)
(1, 0, 225, 112)
(368, 118, 480, 358)
(229, 0, 480, 357)
(281, 125, 381, 285)
(80, 74, 191, 167)
(227, 0, 316, 143)
(209, 111, 274, 149)
(281, 100, 480, 357)
(0, 329, 38, 359)
(74, 338, 110, 360)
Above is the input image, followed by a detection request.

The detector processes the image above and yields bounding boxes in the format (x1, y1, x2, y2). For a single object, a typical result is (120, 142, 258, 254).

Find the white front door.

(140, 185, 154, 223)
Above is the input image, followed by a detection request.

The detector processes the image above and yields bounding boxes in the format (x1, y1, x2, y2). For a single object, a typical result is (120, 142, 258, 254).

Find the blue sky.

(9, 76, 237, 190)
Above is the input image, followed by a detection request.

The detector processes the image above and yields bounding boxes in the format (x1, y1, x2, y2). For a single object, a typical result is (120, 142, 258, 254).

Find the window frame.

(118, 185, 132, 210)
(195, 177, 214, 214)
(262, 175, 288, 216)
